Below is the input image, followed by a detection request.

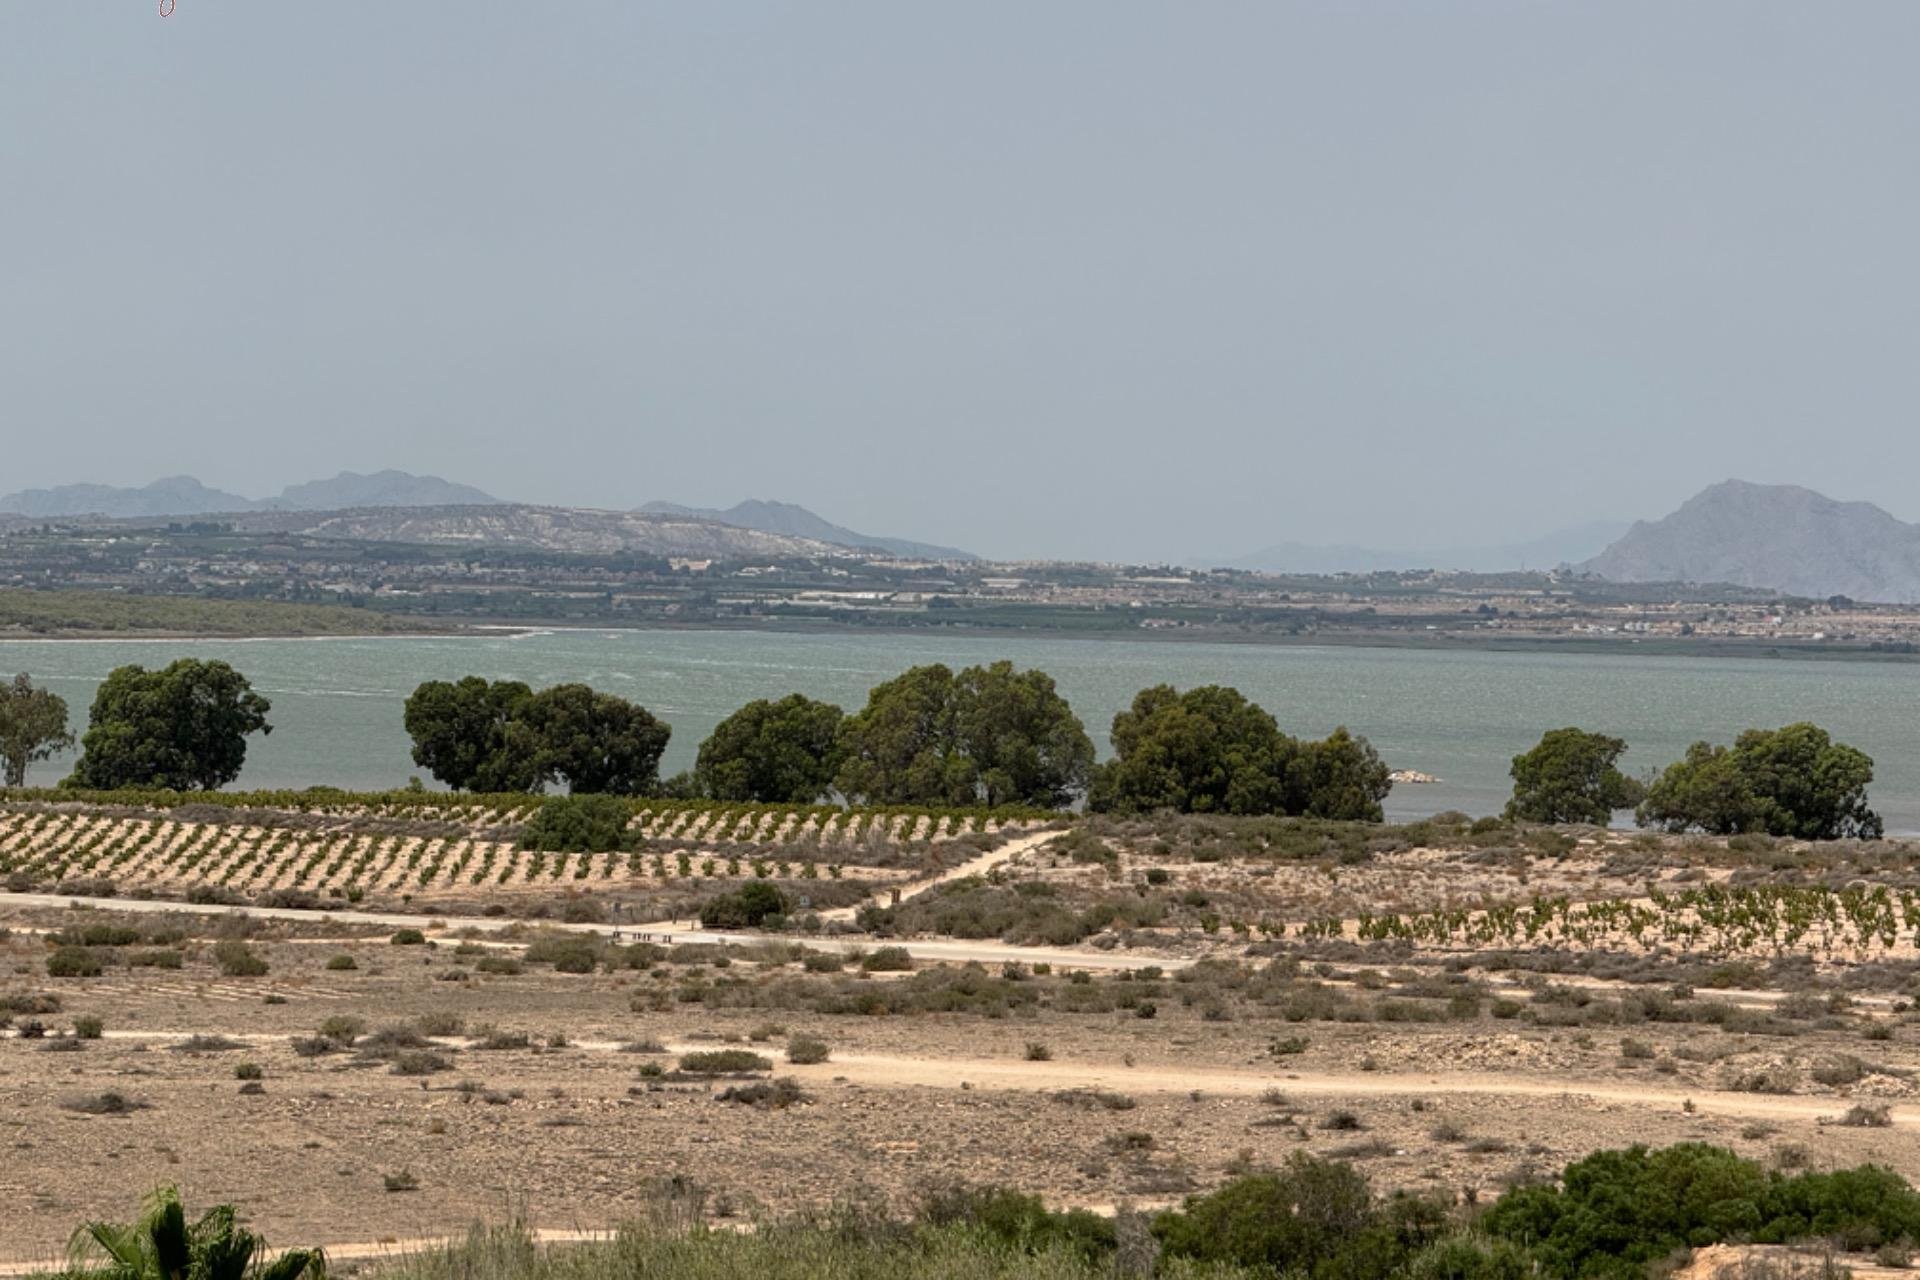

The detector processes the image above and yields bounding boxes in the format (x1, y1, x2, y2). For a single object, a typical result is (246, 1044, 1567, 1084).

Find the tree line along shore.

(0, 658, 1888, 842)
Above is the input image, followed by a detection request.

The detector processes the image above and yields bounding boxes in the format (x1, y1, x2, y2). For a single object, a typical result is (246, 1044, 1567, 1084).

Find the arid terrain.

(6, 801, 1920, 1265)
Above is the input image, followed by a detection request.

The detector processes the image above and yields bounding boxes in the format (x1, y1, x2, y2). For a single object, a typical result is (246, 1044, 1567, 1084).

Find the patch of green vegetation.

(0, 587, 431, 637)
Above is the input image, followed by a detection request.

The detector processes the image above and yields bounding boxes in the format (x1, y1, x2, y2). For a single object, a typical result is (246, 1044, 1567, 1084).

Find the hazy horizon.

(8, 5, 1920, 561)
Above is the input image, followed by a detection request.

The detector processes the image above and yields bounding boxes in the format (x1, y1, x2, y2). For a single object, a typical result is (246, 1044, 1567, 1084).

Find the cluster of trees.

(1507, 721, 1882, 840)
(0, 661, 274, 793)
(0, 656, 1886, 844)
(1087, 684, 1391, 821)
(1638, 722, 1882, 840)
(401, 661, 1389, 819)
(1150, 1140, 1920, 1279)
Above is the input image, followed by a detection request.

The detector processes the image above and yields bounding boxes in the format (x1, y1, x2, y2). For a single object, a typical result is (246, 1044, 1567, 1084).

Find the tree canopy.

(1286, 726, 1393, 822)
(1087, 684, 1390, 820)
(518, 682, 671, 795)
(834, 662, 1094, 808)
(1636, 722, 1881, 840)
(402, 677, 539, 792)
(693, 693, 845, 803)
(0, 673, 74, 788)
(63, 660, 271, 792)
(1505, 728, 1645, 825)
(403, 679, 669, 795)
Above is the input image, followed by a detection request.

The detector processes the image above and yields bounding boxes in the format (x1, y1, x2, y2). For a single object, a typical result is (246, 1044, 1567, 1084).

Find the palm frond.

(140, 1187, 192, 1280)
(257, 1248, 327, 1280)
(67, 1220, 146, 1279)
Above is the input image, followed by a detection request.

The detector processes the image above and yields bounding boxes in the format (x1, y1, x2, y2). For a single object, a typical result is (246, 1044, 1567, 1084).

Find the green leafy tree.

(402, 677, 538, 792)
(834, 662, 1094, 808)
(1505, 728, 1645, 825)
(1286, 726, 1393, 821)
(1637, 723, 1881, 840)
(1087, 685, 1389, 821)
(1634, 742, 1760, 836)
(70, 1185, 325, 1280)
(519, 682, 670, 795)
(1087, 685, 1295, 816)
(64, 660, 270, 792)
(834, 665, 970, 805)
(0, 673, 74, 788)
(953, 661, 1095, 808)
(693, 694, 845, 803)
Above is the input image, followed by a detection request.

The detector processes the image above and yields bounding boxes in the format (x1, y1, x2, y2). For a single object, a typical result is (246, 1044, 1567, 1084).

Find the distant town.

(4, 512, 1918, 657)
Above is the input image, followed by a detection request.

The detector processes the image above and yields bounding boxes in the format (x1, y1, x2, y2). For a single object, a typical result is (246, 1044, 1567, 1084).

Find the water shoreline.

(4, 616, 1916, 666)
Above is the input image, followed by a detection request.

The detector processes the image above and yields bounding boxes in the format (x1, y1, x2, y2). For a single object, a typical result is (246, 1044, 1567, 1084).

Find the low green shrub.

(213, 940, 269, 977)
(519, 795, 635, 853)
(786, 1036, 830, 1064)
(699, 881, 789, 929)
(679, 1049, 771, 1076)
(861, 946, 914, 972)
(46, 946, 103, 978)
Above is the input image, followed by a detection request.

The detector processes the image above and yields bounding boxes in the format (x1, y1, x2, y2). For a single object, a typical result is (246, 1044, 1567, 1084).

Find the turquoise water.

(2, 629, 1915, 830)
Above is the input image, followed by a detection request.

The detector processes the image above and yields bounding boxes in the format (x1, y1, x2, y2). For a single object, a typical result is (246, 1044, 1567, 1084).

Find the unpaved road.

(40, 1027, 1903, 1129)
(818, 828, 1061, 922)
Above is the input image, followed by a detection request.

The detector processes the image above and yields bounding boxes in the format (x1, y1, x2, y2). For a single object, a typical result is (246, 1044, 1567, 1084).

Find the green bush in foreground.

(384, 1220, 1230, 1280)
(42, 1144, 1920, 1280)
(1481, 1142, 1920, 1277)
(67, 1184, 325, 1280)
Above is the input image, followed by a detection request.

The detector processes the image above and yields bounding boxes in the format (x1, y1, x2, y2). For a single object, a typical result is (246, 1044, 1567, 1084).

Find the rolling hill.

(0, 470, 501, 518)
(640, 499, 975, 560)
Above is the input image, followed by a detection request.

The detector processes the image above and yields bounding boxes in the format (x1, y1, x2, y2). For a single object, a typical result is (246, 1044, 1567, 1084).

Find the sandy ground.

(5, 909, 1920, 1263)
(9, 819, 1920, 1265)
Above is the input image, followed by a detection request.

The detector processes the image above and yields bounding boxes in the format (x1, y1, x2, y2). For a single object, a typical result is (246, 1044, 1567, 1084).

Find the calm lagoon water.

(2, 629, 1916, 830)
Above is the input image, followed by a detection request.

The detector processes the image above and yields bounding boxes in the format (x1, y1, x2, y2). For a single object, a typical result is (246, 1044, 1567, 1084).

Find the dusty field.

(6, 812, 1920, 1263)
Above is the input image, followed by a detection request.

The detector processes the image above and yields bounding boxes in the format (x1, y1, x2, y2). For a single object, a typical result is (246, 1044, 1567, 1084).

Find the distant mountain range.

(639, 499, 976, 560)
(1212, 521, 1631, 576)
(1581, 480, 1920, 603)
(0, 470, 502, 518)
(0, 474, 975, 562)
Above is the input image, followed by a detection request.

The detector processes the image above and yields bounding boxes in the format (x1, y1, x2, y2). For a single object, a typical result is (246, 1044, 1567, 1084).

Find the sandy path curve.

(816, 827, 1062, 923)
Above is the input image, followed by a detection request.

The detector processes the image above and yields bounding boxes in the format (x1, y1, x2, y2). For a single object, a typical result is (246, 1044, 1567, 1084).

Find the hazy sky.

(6, 4, 1920, 562)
